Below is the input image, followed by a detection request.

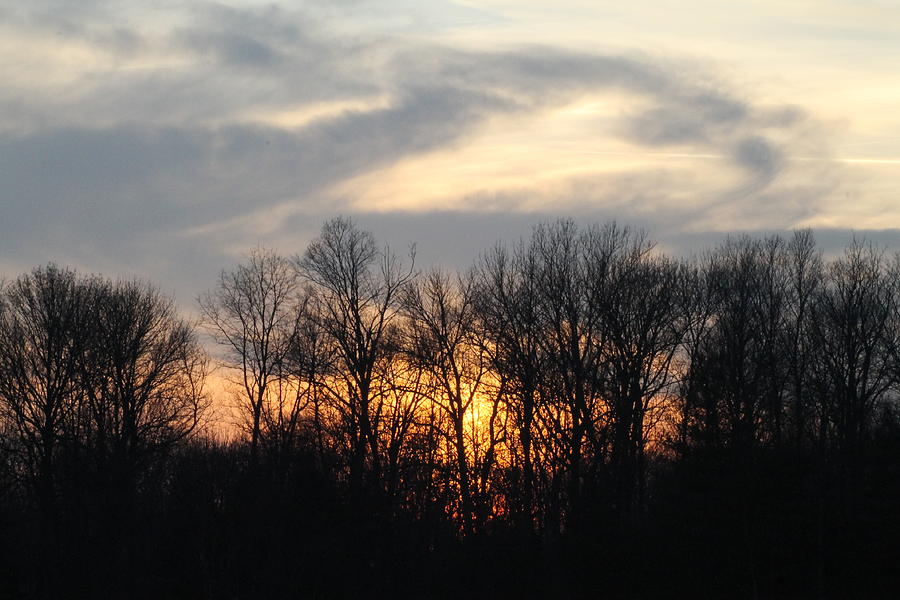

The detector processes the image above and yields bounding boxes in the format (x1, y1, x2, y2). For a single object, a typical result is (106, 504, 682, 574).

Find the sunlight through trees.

(1, 219, 899, 597)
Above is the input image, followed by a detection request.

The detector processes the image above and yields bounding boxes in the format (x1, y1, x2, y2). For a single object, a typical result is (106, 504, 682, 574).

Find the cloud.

(0, 82, 521, 258)
(177, 29, 285, 68)
(733, 136, 781, 180)
(625, 92, 748, 145)
(0, 0, 854, 309)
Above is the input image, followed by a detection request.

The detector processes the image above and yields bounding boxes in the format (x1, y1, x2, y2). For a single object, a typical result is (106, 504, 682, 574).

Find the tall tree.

(600, 245, 684, 526)
(79, 278, 209, 596)
(685, 235, 791, 449)
(784, 229, 823, 448)
(403, 269, 499, 532)
(532, 221, 630, 524)
(297, 217, 414, 500)
(0, 265, 90, 523)
(199, 248, 300, 461)
(808, 238, 899, 516)
(475, 241, 545, 530)
(83, 279, 208, 493)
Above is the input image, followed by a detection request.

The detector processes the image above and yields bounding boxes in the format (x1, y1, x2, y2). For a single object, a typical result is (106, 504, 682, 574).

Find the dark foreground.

(2, 435, 899, 599)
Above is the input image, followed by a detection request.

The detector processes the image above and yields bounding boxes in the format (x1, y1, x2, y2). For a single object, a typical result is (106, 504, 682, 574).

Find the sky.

(2, 0, 899, 309)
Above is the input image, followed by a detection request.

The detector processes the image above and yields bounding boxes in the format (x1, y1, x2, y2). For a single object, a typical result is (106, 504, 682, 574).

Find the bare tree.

(77, 278, 209, 594)
(475, 241, 545, 530)
(296, 217, 414, 500)
(82, 279, 208, 487)
(403, 269, 500, 532)
(809, 239, 898, 490)
(379, 347, 429, 510)
(0, 265, 91, 521)
(199, 248, 300, 461)
(672, 255, 722, 451)
(265, 291, 327, 460)
(784, 229, 823, 448)
(532, 221, 631, 524)
(0, 266, 208, 597)
(684, 235, 792, 449)
(599, 244, 685, 526)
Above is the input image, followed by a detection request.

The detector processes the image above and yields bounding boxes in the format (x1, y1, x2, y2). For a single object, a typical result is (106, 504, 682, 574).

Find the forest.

(1, 217, 899, 599)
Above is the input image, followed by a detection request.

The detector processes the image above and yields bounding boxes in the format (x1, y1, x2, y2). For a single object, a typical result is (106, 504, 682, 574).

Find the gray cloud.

(734, 136, 782, 180)
(625, 92, 748, 145)
(0, 81, 520, 259)
(177, 29, 285, 67)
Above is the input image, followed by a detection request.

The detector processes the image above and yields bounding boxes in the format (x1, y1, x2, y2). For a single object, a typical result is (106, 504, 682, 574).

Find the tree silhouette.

(0, 266, 88, 537)
(403, 268, 499, 533)
(200, 247, 299, 462)
(297, 217, 414, 504)
(0, 224, 898, 599)
(475, 241, 546, 532)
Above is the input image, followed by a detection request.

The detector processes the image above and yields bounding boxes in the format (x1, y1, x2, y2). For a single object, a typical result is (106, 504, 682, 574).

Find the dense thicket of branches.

(1, 219, 899, 599)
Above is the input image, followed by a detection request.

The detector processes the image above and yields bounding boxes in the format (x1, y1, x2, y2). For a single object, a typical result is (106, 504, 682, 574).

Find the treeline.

(1, 218, 899, 598)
